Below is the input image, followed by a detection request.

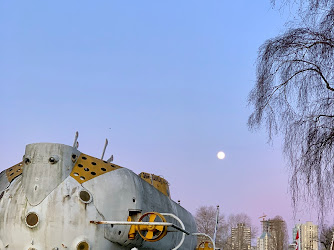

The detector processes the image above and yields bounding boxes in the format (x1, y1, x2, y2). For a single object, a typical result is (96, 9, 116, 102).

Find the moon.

(217, 151, 226, 160)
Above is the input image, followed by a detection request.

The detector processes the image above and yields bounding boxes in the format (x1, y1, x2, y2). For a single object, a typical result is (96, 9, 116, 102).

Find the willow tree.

(248, 1, 334, 218)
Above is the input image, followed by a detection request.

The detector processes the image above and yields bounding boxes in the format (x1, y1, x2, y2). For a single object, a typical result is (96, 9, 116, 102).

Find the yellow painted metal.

(139, 172, 170, 198)
(196, 242, 214, 250)
(6, 162, 24, 183)
(70, 154, 122, 184)
(136, 212, 168, 242)
(127, 216, 137, 240)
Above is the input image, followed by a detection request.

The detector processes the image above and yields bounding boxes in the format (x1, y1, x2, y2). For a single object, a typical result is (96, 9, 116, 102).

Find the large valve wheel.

(136, 212, 168, 242)
(198, 241, 213, 250)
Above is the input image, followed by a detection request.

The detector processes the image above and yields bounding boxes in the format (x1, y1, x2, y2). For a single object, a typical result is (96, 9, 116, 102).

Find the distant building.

(257, 219, 286, 250)
(257, 231, 273, 250)
(288, 243, 296, 250)
(230, 223, 251, 250)
(293, 222, 318, 250)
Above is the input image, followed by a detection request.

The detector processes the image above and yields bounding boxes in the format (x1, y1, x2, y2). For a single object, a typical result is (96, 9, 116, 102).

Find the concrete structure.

(230, 223, 251, 250)
(0, 142, 197, 249)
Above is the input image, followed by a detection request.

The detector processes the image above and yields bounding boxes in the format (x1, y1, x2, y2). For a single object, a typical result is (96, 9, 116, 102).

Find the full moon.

(217, 151, 226, 160)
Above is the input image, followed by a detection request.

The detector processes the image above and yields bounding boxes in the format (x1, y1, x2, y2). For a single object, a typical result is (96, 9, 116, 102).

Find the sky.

(0, 0, 326, 243)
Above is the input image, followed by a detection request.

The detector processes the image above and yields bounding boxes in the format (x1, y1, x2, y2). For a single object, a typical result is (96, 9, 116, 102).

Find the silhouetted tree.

(270, 216, 288, 250)
(195, 205, 228, 248)
(320, 224, 334, 249)
(248, 0, 334, 218)
(227, 213, 258, 240)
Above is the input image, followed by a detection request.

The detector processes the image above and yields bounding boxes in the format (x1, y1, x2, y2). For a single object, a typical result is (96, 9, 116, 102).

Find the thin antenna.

(73, 131, 79, 148)
(107, 155, 113, 163)
(101, 139, 108, 160)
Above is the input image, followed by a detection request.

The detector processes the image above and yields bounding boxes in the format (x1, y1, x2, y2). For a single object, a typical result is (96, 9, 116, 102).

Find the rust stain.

(6, 162, 24, 183)
(70, 154, 122, 184)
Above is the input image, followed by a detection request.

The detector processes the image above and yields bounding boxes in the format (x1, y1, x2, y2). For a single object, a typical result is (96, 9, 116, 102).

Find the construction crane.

(258, 214, 267, 221)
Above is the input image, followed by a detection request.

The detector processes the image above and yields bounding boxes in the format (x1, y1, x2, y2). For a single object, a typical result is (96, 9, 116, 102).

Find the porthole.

(78, 164, 83, 168)
(79, 190, 92, 203)
(91, 162, 96, 166)
(49, 155, 59, 164)
(82, 156, 87, 160)
(25, 212, 39, 228)
(101, 168, 106, 172)
(24, 157, 31, 165)
(76, 241, 89, 250)
(72, 154, 78, 162)
(74, 172, 79, 176)
(80, 176, 85, 181)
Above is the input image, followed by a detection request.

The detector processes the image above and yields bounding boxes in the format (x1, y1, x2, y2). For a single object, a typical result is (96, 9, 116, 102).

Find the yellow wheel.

(198, 241, 212, 249)
(136, 212, 168, 242)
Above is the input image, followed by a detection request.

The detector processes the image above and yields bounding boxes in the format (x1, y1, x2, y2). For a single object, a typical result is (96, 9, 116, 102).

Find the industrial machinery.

(0, 135, 197, 249)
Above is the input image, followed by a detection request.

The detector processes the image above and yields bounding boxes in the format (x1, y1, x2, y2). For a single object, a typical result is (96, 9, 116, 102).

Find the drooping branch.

(249, 3, 334, 221)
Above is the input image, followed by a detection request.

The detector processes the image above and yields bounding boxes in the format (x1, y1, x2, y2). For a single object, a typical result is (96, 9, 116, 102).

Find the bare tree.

(269, 216, 288, 250)
(227, 213, 258, 240)
(195, 205, 228, 248)
(320, 224, 334, 249)
(248, 0, 334, 218)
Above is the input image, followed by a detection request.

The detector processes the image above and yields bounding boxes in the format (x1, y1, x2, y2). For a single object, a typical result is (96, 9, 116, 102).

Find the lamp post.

(213, 205, 219, 249)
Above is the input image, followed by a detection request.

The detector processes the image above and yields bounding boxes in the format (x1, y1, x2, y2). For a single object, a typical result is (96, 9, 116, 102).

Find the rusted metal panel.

(0, 170, 9, 197)
(70, 153, 122, 184)
(139, 172, 171, 198)
(6, 162, 23, 183)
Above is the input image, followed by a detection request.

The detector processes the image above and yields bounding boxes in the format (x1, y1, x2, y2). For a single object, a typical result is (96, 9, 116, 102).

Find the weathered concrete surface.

(0, 143, 197, 249)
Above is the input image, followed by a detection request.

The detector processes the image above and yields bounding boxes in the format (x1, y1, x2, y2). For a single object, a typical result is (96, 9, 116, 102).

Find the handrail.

(90, 220, 189, 235)
(161, 213, 186, 250)
(192, 233, 216, 250)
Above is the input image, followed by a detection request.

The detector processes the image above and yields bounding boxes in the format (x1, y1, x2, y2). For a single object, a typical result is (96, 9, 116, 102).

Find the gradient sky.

(0, 0, 326, 242)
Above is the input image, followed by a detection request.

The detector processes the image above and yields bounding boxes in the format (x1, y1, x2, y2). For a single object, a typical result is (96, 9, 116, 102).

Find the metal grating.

(70, 154, 122, 184)
(6, 162, 24, 183)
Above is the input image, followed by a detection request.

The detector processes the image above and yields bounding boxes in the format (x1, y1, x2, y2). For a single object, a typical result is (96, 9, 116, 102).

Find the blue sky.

(0, 0, 322, 241)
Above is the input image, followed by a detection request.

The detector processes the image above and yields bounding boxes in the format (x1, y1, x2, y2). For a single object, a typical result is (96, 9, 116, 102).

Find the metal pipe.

(101, 139, 108, 160)
(90, 220, 189, 235)
(73, 131, 79, 148)
(161, 213, 187, 250)
(90, 220, 173, 226)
